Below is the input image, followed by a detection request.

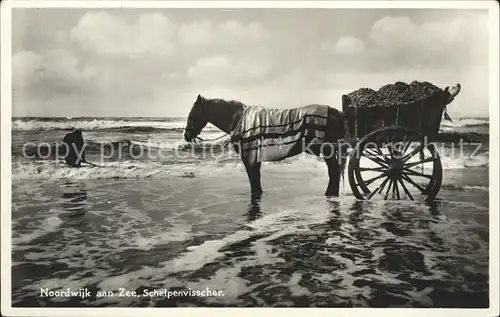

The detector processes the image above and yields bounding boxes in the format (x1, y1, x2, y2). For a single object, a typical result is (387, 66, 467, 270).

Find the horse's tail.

(337, 141, 348, 187)
(340, 150, 346, 177)
(337, 111, 349, 188)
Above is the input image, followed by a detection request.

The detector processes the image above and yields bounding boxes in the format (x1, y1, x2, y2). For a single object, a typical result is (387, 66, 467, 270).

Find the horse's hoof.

(325, 193, 339, 198)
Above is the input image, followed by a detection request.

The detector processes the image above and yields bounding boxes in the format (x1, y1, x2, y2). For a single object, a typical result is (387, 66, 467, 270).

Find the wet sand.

(11, 166, 489, 307)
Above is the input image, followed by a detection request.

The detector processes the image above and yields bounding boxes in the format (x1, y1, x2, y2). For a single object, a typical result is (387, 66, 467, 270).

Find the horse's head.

(443, 83, 461, 104)
(184, 94, 209, 142)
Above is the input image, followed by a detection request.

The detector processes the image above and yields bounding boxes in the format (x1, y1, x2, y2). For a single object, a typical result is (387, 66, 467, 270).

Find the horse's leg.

(243, 160, 263, 197)
(321, 140, 342, 197)
(247, 194, 263, 221)
(304, 142, 340, 196)
(322, 107, 347, 197)
(324, 156, 341, 197)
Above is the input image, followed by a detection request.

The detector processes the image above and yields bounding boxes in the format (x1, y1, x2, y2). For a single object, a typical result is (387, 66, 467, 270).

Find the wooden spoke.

(402, 173, 426, 192)
(386, 143, 395, 160)
(394, 180, 401, 200)
(358, 166, 387, 172)
(391, 135, 408, 159)
(398, 179, 414, 200)
(372, 144, 384, 157)
(368, 145, 389, 162)
(401, 143, 425, 163)
(404, 157, 434, 169)
(402, 168, 433, 179)
(365, 173, 388, 186)
(367, 177, 390, 199)
(347, 127, 443, 202)
(384, 179, 393, 200)
(366, 190, 378, 200)
(364, 147, 381, 158)
(364, 153, 389, 168)
(392, 179, 397, 198)
(377, 177, 391, 194)
(402, 138, 412, 157)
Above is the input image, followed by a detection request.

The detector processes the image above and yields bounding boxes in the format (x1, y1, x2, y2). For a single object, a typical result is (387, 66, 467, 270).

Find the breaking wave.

(440, 117, 489, 130)
(13, 135, 231, 158)
(13, 117, 487, 132)
(12, 150, 489, 181)
(12, 118, 219, 133)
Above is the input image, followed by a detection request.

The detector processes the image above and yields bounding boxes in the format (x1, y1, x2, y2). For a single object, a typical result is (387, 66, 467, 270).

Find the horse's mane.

(207, 98, 248, 108)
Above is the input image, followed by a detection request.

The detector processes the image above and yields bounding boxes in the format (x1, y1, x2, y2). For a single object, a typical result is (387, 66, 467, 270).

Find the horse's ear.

(197, 94, 202, 101)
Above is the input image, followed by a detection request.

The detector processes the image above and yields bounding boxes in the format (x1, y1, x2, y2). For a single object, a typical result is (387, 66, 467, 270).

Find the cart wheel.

(348, 127, 443, 201)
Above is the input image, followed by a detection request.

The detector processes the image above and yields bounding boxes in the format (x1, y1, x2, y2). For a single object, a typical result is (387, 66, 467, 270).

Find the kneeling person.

(63, 129, 86, 168)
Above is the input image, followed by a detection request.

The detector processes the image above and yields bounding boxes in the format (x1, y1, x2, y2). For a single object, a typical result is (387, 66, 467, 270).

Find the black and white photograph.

(1, 0, 499, 315)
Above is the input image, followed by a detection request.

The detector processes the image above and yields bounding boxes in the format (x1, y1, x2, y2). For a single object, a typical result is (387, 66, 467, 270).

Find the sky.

(12, 7, 490, 118)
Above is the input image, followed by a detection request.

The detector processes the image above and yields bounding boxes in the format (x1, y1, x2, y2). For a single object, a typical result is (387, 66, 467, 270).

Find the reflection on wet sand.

(246, 195, 263, 222)
(11, 177, 489, 308)
(60, 181, 88, 218)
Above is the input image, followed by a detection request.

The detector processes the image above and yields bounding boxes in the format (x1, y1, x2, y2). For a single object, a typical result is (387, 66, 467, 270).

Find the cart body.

(340, 84, 461, 201)
(342, 88, 455, 142)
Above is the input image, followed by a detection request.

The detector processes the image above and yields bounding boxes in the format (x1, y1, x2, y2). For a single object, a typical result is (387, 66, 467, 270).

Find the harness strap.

(230, 105, 250, 138)
(195, 134, 228, 143)
(195, 105, 250, 144)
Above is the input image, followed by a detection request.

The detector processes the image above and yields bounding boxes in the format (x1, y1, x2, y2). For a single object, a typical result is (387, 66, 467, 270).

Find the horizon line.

(11, 115, 491, 120)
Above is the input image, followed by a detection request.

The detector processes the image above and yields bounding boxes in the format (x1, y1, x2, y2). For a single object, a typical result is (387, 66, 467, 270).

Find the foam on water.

(12, 213, 63, 245)
(12, 118, 220, 132)
(13, 116, 488, 133)
(12, 169, 490, 307)
(440, 118, 489, 128)
(93, 213, 321, 305)
(10, 116, 491, 307)
(12, 146, 490, 184)
(130, 132, 229, 150)
(88, 192, 489, 307)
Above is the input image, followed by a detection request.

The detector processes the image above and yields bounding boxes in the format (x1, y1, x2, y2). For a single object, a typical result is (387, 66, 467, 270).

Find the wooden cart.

(341, 84, 461, 201)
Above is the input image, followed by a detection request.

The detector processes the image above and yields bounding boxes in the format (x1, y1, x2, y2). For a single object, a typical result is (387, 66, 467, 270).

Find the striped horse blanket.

(231, 105, 330, 163)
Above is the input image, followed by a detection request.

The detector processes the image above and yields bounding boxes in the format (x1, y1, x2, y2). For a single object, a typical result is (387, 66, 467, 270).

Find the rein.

(194, 134, 229, 143)
(192, 105, 250, 144)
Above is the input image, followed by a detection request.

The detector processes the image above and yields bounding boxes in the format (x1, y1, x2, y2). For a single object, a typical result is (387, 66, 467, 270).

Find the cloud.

(186, 55, 268, 84)
(178, 20, 266, 47)
(12, 51, 43, 88)
(12, 49, 99, 116)
(369, 14, 488, 68)
(12, 10, 489, 118)
(322, 36, 365, 55)
(71, 12, 267, 59)
(13, 49, 96, 91)
(321, 14, 488, 71)
(70, 12, 176, 57)
(177, 21, 213, 46)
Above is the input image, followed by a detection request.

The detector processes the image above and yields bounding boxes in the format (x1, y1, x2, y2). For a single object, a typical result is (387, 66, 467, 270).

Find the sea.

(10, 116, 490, 307)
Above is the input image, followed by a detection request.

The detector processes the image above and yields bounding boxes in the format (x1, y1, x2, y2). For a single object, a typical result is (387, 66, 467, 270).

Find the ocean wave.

(440, 118, 489, 128)
(14, 117, 488, 132)
(442, 184, 489, 191)
(13, 136, 231, 158)
(12, 148, 489, 181)
(13, 140, 139, 158)
(440, 152, 489, 169)
(11, 161, 198, 180)
(12, 118, 220, 133)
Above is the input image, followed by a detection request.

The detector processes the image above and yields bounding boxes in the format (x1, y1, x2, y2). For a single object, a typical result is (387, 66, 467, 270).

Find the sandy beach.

(11, 118, 490, 307)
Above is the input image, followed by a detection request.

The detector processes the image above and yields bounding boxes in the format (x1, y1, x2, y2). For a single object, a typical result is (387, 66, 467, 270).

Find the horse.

(183, 95, 347, 198)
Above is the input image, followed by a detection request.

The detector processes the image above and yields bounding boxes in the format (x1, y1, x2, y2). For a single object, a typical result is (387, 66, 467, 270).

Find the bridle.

(194, 134, 229, 143)
(186, 104, 249, 144)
